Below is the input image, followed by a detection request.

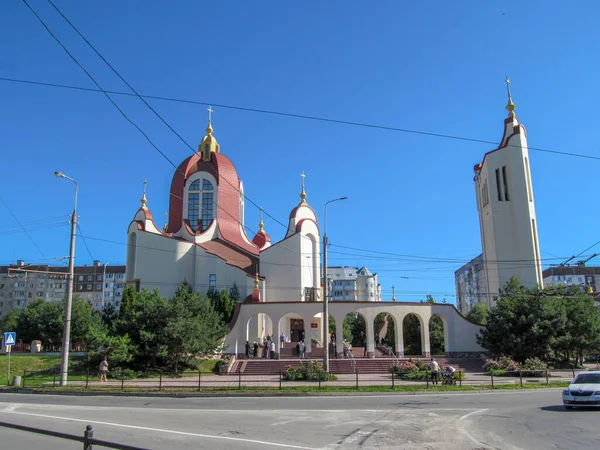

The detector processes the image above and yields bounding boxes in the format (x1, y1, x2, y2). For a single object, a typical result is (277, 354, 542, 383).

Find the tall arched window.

(188, 178, 214, 231)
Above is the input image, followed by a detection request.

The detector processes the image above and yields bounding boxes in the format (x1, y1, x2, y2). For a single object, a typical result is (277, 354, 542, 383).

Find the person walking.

(245, 341, 251, 359)
(253, 341, 258, 358)
(429, 358, 440, 385)
(280, 332, 285, 348)
(299, 340, 305, 359)
(270, 340, 276, 359)
(99, 357, 109, 382)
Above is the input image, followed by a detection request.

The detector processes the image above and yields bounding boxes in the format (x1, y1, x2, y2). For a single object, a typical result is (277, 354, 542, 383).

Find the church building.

(472, 79, 544, 307)
(125, 114, 322, 342)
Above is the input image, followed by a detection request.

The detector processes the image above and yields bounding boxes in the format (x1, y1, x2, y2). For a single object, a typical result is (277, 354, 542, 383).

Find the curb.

(0, 385, 565, 399)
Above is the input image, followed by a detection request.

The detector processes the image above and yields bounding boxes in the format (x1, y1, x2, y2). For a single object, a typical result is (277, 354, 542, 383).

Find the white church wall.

(128, 228, 195, 300)
(479, 130, 541, 299)
(260, 235, 302, 302)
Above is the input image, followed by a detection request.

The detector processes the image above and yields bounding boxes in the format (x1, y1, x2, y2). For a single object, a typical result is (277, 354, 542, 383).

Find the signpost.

(4, 332, 16, 386)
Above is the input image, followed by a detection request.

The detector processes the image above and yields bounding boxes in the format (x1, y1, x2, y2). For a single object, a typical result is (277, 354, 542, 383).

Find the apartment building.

(0, 260, 126, 319)
(326, 266, 381, 302)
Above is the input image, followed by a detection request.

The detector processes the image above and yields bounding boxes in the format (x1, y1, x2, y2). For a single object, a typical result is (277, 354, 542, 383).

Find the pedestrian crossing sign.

(4, 332, 16, 346)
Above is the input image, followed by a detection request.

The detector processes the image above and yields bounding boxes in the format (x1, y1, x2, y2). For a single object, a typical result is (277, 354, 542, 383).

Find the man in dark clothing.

(253, 342, 258, 358)
(245, 341, 251, 359)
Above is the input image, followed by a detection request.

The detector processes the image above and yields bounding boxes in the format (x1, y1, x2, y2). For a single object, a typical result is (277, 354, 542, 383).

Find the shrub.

(389, 361, 418, 374)
(483, 357, 518, 372)
(520, 357, 548, 376)
(414, 360, 428, 371)
(218, 356, 232, 367)
(310, 336, 319, 346)
(483, 359, 502, 372)
(498, 356, 519, 371)
(282, 361, 335, 381)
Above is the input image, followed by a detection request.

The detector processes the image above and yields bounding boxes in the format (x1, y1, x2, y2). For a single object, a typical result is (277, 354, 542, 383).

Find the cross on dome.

(140, 178, 148, 210)
(505, 76, 516, 117)
(299, 171, 307, 205)
(259, 207, 265, 232)
(206, 106, 214, 135)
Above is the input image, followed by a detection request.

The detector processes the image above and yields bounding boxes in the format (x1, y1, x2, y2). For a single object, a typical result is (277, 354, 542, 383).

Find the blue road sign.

(4, 332, 16, 346)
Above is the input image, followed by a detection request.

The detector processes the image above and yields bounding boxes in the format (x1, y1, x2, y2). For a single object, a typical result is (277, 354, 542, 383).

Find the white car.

(562, 371, 600, 409)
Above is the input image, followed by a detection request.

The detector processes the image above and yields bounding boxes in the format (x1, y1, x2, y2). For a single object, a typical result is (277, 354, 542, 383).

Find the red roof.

(165, 151, 259, 256)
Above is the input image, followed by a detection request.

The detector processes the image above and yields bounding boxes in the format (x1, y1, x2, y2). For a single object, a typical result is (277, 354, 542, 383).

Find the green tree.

(429, 315, 445, 355)
(343, 314, 366, 347)
(403, 314, 422, 355)
(70, 297, 99, 348)
(208, 288, 236, 326)
(465, 302, 489, 325)
(229, 282, 241, 302)
(563, 289, 600, 365)
(101, 302, 119, 332)
(477, 278, 567, 362)
(115, 288, 169, 371)
(165, 282, 227, 372)
(0, 308, 20, 333)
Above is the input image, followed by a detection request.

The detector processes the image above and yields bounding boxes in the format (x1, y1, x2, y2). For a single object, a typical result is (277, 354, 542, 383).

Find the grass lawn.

(0, 354, 90, 386)
(0, 356, 221, 387)
(11, 379, 570, 395)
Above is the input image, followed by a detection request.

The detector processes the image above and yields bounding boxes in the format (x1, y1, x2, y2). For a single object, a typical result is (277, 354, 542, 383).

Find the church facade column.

(273, 315, 283, 360)
(421, 315, 431, 358)
(394, 313, 404, 358)
(335, 315, 345, 358)
(365, 314, 375, 358)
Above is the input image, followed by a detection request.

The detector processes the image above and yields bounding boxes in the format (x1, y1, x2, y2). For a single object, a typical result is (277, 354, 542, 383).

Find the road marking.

(2, 404, 21, 412)
(271, 419, 296, 426)
(459, 408, 488, 421)
(0, 410, 318, 449)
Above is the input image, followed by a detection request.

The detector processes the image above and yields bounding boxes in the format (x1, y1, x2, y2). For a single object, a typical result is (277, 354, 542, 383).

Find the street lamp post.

(322, 196, 348, 372)
(54, 171, 78, 386)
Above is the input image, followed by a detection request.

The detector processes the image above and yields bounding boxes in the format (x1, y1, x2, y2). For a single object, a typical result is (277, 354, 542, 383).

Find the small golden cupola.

(252, 207, 272, 249)
(199, 106, 220, 162)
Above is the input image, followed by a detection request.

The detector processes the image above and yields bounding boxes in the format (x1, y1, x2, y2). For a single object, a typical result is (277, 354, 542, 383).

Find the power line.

(2, 76, 600, 163)
(76, 224, 95, 263)
(21, 0, 181, 172)
(39, 1, 295, 240)
(21, 0, 272, 252)
(0, 194, 47, 259)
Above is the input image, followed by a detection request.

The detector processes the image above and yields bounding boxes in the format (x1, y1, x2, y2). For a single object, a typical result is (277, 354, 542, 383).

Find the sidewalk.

(62, 369, 575, 390)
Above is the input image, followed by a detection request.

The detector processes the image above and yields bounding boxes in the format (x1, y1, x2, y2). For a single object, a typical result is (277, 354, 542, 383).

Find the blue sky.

(1, 1, 599, 303)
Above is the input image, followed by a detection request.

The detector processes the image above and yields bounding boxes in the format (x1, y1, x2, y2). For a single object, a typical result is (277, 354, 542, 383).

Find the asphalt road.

(0, 390, 598, 449)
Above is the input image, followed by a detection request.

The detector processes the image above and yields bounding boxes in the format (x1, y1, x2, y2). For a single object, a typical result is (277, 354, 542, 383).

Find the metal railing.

(0, 422, 147, 450)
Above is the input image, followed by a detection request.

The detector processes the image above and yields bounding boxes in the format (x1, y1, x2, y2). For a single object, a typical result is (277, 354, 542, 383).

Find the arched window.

(187, 178, 214, 231)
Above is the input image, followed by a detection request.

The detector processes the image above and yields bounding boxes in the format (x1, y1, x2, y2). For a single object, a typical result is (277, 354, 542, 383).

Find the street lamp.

(322, 196, 348, 373)
(54, 171, 78, 386)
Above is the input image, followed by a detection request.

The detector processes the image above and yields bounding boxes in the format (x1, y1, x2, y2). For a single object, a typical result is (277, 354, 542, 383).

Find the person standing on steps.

(429, 358, 440, 385)
(245, 341, 251, 359)
(270, 340, 276, 359)
(280, 332, 285, 349)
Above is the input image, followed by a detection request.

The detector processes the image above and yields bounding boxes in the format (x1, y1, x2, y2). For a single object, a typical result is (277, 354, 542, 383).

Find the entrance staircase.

(229, 357, 484, 375)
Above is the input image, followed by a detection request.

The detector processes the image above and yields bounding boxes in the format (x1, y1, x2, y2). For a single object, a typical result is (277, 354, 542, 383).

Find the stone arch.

(246, 312, 274, 345)
(340, 311, 368, 358)
(374, 312, 397, 356)
(429, 313, 449, 355)
(402, 313, 425, 356)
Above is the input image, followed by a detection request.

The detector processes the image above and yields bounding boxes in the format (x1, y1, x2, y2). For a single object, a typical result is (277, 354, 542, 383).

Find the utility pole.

(322, 197, 348, 372)
(55, 171, 78, 386)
